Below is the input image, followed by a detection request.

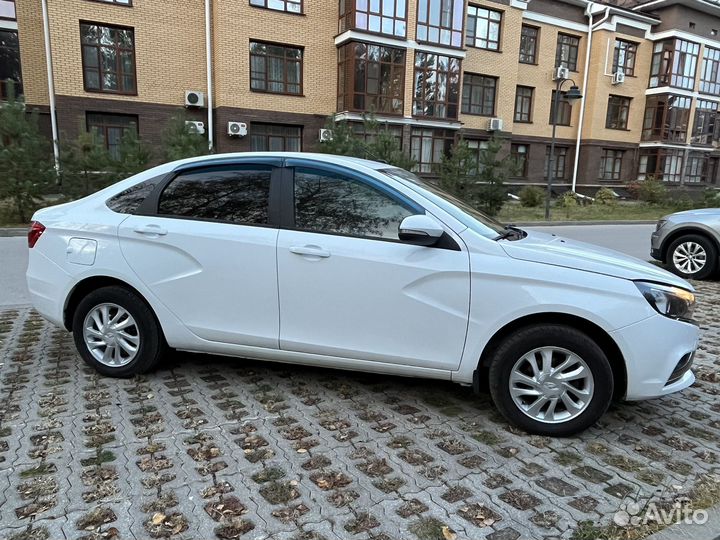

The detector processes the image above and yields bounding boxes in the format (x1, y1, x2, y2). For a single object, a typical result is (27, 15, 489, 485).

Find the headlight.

(635, 281, 696, 321)
(656, 219, 667, 231)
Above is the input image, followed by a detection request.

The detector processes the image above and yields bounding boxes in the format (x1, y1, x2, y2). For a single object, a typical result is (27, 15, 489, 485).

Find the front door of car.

(118, 162, 281, 348)
(276, 164, 470, 371)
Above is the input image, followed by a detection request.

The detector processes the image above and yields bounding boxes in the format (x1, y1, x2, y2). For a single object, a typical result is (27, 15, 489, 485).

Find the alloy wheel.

(672, 241, 707, 275)
(83, 303, 140, 367)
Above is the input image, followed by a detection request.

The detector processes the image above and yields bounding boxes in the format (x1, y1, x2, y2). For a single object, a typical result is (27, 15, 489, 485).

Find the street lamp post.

(545, 78, 583, 220)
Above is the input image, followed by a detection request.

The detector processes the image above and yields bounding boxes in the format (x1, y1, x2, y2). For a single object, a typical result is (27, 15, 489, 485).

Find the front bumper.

(610, 313, 699, 400)
(650, 230, 663, 261)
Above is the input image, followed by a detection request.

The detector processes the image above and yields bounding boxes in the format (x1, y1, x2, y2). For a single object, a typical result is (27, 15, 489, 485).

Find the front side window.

(549, 90, 571, 126)
(465, 5, 501, 51)
(519, 25, 538, 64)
(416, 0, 464, 47)
(250, 41, 302, 95)
(649, 39, 699, 90)
(293, 167, 414, 240)
(642, 94, 691, 142)
(605, 95, 631, 130)
(338, 0, 407, 37)
(80, 23, 136, 94)
(545, 146, 568, 179)
(86, 112, 138, 159)
(410, 128, 454, 173)
(250, 123, 302, 151)
(250, 0, 302, 14)
(461, 73, 496, 116)
(514, 86, 533, 123)
(700, 46, 720, 95)
(0, 29, 22, 98)
(337, 42, 405, 114)
(555, 33, 580, 71)
(510, 144, 528, 177)
(159, 166, 272, 224)
(691, 99, 719, 145)
(413, 52, 460, 119)
(638, 148, 683, 182)
(599, 149, 623, 180)
(613, 39, 637, 76)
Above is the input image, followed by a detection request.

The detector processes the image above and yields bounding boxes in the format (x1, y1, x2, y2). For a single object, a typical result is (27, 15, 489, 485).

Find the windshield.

(380, 168, 506, 239)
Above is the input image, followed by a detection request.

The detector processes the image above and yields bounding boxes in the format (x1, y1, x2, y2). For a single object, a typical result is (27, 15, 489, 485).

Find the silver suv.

(651, 208, 720, 280)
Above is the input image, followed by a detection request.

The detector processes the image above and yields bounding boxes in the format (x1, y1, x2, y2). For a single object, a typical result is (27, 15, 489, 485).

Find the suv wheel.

(488, 324, 614, 436)
(667, 234, 718, 280)
(72, 285, 167, 377)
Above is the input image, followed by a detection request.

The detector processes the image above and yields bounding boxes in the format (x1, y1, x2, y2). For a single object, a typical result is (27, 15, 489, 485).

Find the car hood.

(667, 207, 720, 218)
(500, 230, 693, 290)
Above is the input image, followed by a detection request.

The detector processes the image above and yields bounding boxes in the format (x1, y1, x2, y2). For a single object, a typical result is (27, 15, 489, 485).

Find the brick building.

(3, 0, 720, 191)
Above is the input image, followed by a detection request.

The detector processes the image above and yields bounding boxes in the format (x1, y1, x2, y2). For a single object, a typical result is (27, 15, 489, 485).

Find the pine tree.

(114, 128, 153, 177)
(0, 84, 54, 223)
(161, 112, 209, 162)
(59, 128, 113, 199)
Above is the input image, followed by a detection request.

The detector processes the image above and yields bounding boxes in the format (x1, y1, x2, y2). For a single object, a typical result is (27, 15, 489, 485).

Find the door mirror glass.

(398, 214, 444, 246)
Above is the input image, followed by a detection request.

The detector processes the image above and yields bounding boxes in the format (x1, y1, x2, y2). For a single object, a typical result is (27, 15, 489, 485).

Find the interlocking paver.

(0, 281, 719, 539)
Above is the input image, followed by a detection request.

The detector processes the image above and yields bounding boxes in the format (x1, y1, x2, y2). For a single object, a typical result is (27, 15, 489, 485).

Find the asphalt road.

(0, 223, 656, 307)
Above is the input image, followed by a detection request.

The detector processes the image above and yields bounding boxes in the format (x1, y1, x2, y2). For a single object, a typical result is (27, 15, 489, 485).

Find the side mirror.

(398, 214, 444, 246)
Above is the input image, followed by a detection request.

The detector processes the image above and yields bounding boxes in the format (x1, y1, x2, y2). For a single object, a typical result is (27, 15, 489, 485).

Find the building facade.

(3, 0, 720, 191)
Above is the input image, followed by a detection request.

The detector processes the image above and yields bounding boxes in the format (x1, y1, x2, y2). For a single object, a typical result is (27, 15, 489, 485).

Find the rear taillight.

(28, 221, 45, 248)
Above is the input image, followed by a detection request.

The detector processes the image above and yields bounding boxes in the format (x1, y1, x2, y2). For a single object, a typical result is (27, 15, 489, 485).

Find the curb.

(0, 228, 27, 237)
(517, 220, 657, 226)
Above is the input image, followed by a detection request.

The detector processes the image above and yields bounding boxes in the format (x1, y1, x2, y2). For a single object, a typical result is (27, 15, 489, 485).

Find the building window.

(410, 128, 454, 173)
(545, 146, 568, 179)
(80, 23, 136, 94)
(605, 95, 631, 130)
(691, 99, 719, 145)
(250, 123, 302, 151)
(555, 33, 580, 71)
(641, 94, 691, 142)
(465, 5, 501, 51)
(699, 46, 720, 95)
(337, 42, 405, 114)
(0, 29, 22, 99)
(649, 39, 699, 90)
(549, 90, 571, 126)
(514, 86, 533, 123)
(416, 0, 464, 47)
(250, 41, 302, 95)
(351, 122, 403, 144)
(413, 52, 460, 119)
(92, 0, 132, 4)
(686, 153, 718, 183)
(465, 139, 488, 175)
(510, 143, 529, 177)
(519, 25, 538, 64)
(599, 149, 623, 181)
(86, 113, 138, 160)
(612, 39, 637, 76)
(251, 0, 302, 14)
(0, 0, 16, 20)
(461, 73, 496, 116)
(338, 0, 407, 38)
(638, 148, 684, 182)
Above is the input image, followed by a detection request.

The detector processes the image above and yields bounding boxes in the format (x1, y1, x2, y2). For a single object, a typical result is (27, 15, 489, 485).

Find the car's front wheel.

(666, 234, 718, 280)
(72, 285, 167, 377)
(488, 324, 614, 436)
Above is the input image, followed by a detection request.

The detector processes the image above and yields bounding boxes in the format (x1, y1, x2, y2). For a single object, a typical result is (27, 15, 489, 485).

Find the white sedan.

(26, 153, 699, 436)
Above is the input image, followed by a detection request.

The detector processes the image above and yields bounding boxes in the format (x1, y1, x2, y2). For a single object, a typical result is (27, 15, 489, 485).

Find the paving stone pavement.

(0, 282, 719, 540)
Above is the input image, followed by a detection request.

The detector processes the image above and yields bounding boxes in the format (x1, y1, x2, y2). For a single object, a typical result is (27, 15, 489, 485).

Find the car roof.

(168, 152, 396, 171)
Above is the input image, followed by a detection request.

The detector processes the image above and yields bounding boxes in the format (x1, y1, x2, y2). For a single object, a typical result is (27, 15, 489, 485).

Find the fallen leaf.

(297, 448, 308, 453)
(442, 526, 457, 540)
(151, 512, 165, 525)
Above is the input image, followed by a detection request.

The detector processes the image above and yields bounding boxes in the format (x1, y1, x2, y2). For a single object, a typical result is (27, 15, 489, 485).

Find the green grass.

(498, 201, 677, 223)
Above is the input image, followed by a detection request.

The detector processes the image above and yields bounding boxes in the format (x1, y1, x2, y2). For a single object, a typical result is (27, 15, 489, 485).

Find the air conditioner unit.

(319, 128, 334, 142)
(185, 90, 205, 108)
(487, 117, 503, 131)
(185, 120, 205, 135)
(612, 71, 626, 85)
(227, 121, 247, 137)
(553, 66, 570, 81)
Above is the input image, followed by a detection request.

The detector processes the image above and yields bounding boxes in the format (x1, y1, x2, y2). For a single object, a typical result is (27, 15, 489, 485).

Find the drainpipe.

(571, 3, 610, 192)
(41, 0, 59, 172)
(205, 0, 214, 152)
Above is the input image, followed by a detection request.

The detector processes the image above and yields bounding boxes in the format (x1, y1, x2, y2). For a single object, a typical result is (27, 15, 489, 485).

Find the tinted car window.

(159, 165, 272, 225)
(106, 176, 162, 214)
(294, 167, 415, 240)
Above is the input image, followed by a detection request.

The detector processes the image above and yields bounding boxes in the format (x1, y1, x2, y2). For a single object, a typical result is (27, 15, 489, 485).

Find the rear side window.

(106, 176, 161, 214)
(293, 167, 416, 240)
(158, 165, 272, 225)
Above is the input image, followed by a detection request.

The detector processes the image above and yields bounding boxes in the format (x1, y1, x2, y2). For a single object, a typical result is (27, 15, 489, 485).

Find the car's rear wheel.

(488, 324, 614, 436)
(72, 285, 167, 377)
(666, 234, 717, 280)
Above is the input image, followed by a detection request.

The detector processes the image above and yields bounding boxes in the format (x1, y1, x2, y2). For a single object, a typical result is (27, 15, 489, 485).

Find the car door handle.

(289, 245, 331, 258)
(133, 224, 167, 236)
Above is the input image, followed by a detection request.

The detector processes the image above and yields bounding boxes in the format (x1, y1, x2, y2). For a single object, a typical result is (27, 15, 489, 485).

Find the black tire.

(666, 234, 718, 280)
(488, 324, 614, 437)
(72, 285, 167, 377)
